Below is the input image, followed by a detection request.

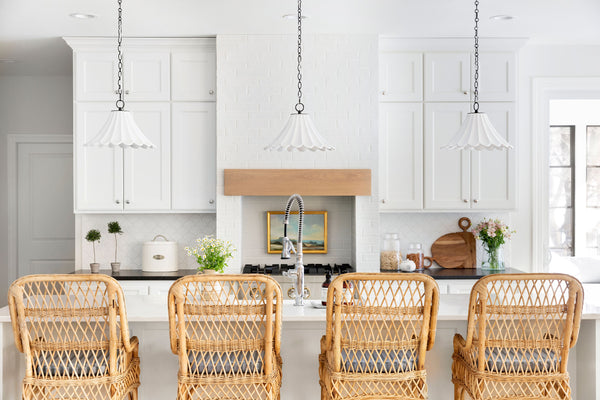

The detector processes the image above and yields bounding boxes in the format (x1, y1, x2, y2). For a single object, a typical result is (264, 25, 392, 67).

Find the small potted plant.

(107, 221, 123, 273)
(85, 229, 102, 273)
(185, 235, 236, 274)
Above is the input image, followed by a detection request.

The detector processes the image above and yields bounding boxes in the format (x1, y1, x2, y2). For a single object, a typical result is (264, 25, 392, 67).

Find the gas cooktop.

(242, 263, 353, 276)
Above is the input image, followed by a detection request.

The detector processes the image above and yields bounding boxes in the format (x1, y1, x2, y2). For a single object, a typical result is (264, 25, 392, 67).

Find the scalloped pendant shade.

(265, 113, 335, 152)
(87, 110, 155, 149)
(442, 112, 512, 151)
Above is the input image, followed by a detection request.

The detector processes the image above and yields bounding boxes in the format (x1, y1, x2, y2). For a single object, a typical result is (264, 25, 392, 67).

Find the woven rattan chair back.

(8, 274, 139, 400)
(168, 274, 282, 400)
(466, 274, 583, 375)
(324, 273, 439, 373)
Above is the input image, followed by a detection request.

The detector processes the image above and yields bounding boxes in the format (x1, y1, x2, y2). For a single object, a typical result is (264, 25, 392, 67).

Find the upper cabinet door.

(379, 52, 423, 102)
(424, 103, 471, 209)
(171, 102, 216, 212)
(379, 103, 423, 210)
(470, 102, 516, 209)
(476, 52, 516, 102)
(123, 52, 171, 101)
(424, 53, 471, 102)
(74, 103, 124, 211)
(75, 52, 118, 101)
(122, 102, 171, 211)
(171, 51, 216, 101)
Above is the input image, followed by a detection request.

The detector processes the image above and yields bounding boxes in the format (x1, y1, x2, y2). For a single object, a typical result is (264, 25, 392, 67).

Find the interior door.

(17, 142, 75, 276)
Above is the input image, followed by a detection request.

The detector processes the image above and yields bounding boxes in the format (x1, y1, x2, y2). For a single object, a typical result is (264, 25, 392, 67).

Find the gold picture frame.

(267, 211, 328, 254)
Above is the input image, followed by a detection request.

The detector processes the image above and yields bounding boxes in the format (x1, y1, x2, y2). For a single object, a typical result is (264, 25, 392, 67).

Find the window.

(549, 100, 600, 264)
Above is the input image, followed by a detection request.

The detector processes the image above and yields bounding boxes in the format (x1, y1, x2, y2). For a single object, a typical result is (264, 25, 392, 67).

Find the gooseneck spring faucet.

(281, 194, 305, 306)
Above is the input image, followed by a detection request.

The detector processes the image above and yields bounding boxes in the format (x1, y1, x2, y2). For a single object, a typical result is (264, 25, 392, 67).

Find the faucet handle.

(281, 237, 295, 259)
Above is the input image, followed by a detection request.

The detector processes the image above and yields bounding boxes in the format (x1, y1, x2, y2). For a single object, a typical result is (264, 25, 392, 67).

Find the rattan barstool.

(452, 273, 584, 400)
(168, 274, 282, 400)
(8, 274, 140, 400)
(319, 273, 439, 400)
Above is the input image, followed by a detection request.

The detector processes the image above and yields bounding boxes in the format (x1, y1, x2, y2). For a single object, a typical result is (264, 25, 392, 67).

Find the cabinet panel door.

(379, 52, 423, 102)
(424, 53, 471, 102)
(172, 51, 216, 101)
(471, 103, 515, 209)
(75, 52, 118, 101)
(124, 52, 171, 101)
(379, 103, 423, 210)
(424, 103, 471, 209)
(123, 103, 171, 211)
(476, 52, 515, 101)
(171, 103, 216, 211)
(74, 103, 124, 211)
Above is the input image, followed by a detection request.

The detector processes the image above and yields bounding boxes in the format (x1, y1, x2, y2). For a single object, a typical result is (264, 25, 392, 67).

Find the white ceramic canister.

(142, 235, 179, 272)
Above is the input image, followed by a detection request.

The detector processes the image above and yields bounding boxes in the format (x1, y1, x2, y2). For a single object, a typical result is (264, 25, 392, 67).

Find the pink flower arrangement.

(472, 218, 514, 249)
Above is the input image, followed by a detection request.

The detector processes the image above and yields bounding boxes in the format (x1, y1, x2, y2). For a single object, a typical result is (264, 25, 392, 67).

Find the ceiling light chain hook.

(295, 0, 304, 114)
(116, 0, 125, 111)
(472, 0, 480, 113)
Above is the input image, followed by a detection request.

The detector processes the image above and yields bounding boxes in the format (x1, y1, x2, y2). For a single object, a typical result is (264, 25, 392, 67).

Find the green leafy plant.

(85, 229, 101, 263)
(185, 235, 236, 273)
(107, 221, 123, 263)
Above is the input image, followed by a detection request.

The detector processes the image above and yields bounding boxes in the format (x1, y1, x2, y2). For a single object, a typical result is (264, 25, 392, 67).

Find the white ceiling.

(1, 0, 599, 75)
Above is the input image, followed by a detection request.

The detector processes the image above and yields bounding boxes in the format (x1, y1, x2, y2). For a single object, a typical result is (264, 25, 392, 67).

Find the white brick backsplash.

(79, 214, 216, 270)
(217, 34, 379, 273)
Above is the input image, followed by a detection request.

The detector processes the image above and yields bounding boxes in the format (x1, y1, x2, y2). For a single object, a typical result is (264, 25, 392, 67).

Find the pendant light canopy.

(441, 0, 512, 151)
(265, 0, 334, 152)
(87, 0, 155, 149)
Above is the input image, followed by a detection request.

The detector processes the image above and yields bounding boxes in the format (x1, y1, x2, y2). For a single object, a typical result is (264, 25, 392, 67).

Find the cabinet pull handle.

(209, 90, 215, 95)
(209, 199, 215, 205)
(125, 200, 131, 204)
(473, 199, 479, 203)
(115, 200, 121, 204)
(463, 199, 468, 203)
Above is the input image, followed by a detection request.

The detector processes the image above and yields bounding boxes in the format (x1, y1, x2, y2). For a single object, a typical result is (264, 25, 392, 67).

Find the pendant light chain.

(295, 0, 304, 113)
(116, 0, 125, 111)
(472, 0, 480, 113)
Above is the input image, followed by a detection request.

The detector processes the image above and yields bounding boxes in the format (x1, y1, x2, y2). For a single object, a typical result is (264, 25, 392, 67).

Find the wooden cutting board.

(430, 217, 477, 269)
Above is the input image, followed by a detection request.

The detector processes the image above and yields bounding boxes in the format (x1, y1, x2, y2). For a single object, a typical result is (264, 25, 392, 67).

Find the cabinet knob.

(208, 199, 215, 205)
(125, 200, 130, 204)
(115, 200, 120, 204)
(463, 199, 468, 203)
(381, 90, 386, 95)
(209, 90, 215, 95)
(125, 90, 130, 95)
(381, 199, 386, 204)
(463, 91, 469, 95)
(473, 199, 479, 203)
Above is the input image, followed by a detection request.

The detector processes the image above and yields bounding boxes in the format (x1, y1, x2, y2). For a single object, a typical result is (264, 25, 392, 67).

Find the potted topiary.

(85, 229, 102, 273)
(107, 221, 123, 273)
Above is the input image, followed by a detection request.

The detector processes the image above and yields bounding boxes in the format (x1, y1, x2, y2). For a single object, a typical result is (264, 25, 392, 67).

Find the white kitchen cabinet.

(171, 103, 216, 211)
(74, 51, 170, 101)
(379, 102, 423, 210)
(424, 52, 471, 102)
(172, 51, 217, 101)
(379, 52, 423, 102)
(477, 52, 516, 102)
(424, 102, 515, 210)
(74, 102, 171, 211)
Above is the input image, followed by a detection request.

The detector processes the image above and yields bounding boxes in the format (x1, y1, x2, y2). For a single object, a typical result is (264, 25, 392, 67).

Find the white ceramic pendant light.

(442, 0, 512, 151)
(265, 0, 334, 152)
(87, 0, 155, 149)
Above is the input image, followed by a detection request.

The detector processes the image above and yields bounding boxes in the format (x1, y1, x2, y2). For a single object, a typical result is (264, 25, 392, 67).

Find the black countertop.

(74, 267, 524, 281)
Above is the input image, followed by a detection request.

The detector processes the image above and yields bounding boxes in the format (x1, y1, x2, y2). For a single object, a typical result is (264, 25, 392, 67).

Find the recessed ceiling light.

(69, 13, 97, 19)
(490, 15, 515, 21)
(0, 59, 17, 63)
(282, 14, 308, 20)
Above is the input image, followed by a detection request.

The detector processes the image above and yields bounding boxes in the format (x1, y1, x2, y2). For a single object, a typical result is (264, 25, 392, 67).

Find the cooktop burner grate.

(242, 263, 353, 275)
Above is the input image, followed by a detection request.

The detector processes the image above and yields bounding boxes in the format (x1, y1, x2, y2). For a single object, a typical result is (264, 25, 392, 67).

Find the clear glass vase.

(481, 243, 505, 270)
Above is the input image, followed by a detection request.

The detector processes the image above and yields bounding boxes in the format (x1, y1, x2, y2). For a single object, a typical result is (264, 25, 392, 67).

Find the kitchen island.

(1, 287, 599, 400)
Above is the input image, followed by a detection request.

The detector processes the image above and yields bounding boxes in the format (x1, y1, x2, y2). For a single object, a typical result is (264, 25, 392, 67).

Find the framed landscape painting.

(267, 211, 328, 254)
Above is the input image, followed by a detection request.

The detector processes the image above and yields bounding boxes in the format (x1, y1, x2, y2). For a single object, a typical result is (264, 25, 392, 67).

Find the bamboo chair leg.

(454, 384, 464, 400)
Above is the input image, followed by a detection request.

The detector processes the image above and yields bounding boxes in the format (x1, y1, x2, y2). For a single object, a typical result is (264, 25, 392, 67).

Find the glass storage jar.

(380, 233, 402, 271)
